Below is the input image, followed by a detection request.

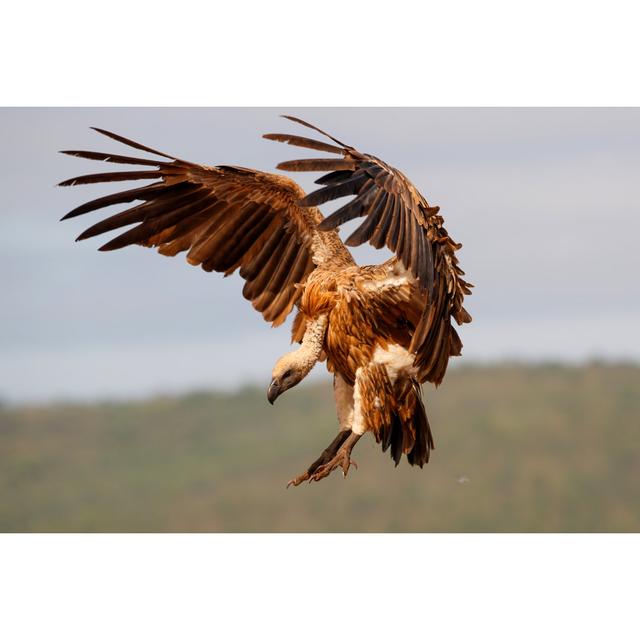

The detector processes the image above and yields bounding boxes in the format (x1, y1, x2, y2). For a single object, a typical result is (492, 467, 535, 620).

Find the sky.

(1, 107, 639, 403)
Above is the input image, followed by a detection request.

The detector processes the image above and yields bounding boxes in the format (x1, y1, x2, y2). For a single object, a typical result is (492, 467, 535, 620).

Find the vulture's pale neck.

(295, 314, 328, 374)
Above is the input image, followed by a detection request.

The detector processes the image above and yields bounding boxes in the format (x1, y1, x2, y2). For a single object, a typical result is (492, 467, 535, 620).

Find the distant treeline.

(1, 364, 639, 532)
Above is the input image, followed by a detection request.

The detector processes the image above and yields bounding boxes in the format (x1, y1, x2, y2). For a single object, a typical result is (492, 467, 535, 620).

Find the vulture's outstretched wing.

(264, 115, 442, 292)
(265, 116, 472, 384)
(59, 128, 349, 327)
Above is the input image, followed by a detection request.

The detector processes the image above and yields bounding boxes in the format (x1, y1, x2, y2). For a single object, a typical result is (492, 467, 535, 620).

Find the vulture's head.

(267, 352, 312, 404)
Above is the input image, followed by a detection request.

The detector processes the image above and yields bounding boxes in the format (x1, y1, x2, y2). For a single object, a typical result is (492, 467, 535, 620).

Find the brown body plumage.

(59, 116, 472, 485)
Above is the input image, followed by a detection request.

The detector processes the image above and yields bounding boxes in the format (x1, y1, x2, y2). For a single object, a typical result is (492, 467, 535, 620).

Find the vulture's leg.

(308, 432, 362, 483)
(306, 368, 369, 483)
(333, 374, 354, 431)
(287, 375, 355, 488)
(287, 429, 352, 488)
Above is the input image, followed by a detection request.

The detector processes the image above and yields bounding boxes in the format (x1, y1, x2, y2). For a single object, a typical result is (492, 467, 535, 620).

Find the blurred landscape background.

(2, 364, 639, 532)
(1, 108, 639, 531)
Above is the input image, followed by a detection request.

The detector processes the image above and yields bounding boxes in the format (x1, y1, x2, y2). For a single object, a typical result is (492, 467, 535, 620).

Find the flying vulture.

(59, 116, 472, 486)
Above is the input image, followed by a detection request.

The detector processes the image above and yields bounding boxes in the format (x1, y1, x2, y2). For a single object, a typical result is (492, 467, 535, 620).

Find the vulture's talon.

(287, 472, 310, 488)
(305, 432, 362, 483)
(310, 450, 358, 482)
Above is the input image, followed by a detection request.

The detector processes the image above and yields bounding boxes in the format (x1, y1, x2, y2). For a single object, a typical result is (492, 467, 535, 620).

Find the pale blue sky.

(1, 108, 639, 402)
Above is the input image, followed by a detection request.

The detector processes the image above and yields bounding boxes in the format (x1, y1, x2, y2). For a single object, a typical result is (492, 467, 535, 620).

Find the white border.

(1, 534, 638, 639)
(2, 1, 639, 106)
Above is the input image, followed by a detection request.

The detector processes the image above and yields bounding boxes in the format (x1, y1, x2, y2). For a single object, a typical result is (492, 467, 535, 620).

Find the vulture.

(59, 116, 472, 486)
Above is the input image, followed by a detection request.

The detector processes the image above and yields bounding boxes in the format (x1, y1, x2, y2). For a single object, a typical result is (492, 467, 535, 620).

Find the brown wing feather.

(59, 128, 337, 327)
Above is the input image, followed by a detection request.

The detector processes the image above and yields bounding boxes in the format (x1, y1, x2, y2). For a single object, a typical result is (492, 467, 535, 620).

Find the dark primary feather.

(300, 173, 369, 207)
(279, 115, 352, 149)
(262, 133, 344, 155)
(314, 170, 354, 185)
(60, 182, 189, 220)
(276, 158, 356, 172)
(89, 127, 176, 159)
(344, 190, 388, 246)
(59, 127, 325, 327)
(319, 188, 377, 229)
(60, 150, 168, 167)
(58, 170, 165, 186)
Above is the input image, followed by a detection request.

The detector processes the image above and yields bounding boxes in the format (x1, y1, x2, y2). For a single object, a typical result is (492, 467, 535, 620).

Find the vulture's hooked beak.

(267, 379, 281, 405)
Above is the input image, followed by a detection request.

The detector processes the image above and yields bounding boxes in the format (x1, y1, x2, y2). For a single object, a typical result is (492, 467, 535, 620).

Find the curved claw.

(341, 457, 358, 477)
(286, 472, 310, 488)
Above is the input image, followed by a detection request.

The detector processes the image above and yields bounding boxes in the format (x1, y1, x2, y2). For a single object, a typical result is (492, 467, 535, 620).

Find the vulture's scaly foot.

(287, 430, 352, 488)
(309, 432, 362, 483)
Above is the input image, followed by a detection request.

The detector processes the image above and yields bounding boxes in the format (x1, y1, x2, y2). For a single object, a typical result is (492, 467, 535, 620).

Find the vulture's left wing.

(265, 116, 473, 384)
(59, 127, 348, 327)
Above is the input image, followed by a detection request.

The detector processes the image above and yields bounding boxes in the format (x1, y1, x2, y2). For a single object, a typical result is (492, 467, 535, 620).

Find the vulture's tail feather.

(378, 381, 434, 468)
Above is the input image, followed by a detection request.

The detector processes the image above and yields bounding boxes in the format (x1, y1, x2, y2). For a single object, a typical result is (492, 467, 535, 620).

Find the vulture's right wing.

(59, 128, 351, 327)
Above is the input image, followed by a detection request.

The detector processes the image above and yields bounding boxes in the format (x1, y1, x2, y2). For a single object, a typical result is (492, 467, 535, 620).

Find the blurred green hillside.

(1, 364, 638, 532)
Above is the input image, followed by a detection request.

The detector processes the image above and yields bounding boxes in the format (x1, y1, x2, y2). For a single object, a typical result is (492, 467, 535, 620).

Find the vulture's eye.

(283, 369, 293, 380)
